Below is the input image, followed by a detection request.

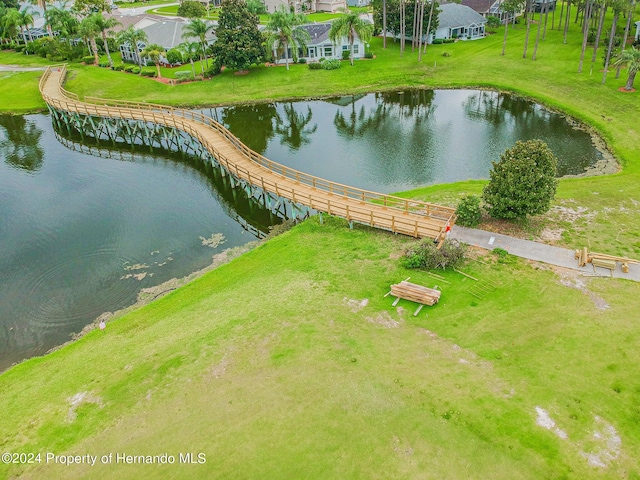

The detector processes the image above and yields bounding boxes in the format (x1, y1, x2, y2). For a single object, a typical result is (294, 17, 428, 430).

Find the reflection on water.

(0, 114, 280, 372)
(0, 115, 44, 172)
(211, 89, 603, 192)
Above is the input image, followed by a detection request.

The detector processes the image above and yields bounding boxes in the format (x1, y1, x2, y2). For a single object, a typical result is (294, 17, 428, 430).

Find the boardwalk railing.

(40, 65, 457, 241)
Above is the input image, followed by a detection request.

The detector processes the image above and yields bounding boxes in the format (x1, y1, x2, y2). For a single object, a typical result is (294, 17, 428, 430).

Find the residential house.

(432, 3, 487, 42)
(270, 22, 367, 64)
(110, 13, 215, 65)
(451, 0, 522, 25)
(532, 0, 557, 13)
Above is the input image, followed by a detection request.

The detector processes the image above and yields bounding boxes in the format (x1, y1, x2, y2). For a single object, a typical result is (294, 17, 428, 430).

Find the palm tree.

(1, 8, 21, 44)
(44, 6, 78, 44)
(18, 6, 38, 43)
(178, 41, 203, 79)
(264, 7, 310, 71)
(90, 13, 120, 67)
(613, 46, 640, 91)
(29, 0, 53, 35)
(117, 26, 148, 72)
(181, 18, 214, 68)
(78, 15, 101, 64)
(142, 43, 166, 78)
(329, 11, 373, 66)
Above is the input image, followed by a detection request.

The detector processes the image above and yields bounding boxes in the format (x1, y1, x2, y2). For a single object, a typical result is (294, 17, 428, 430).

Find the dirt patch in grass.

(366, 311, 401, 328)
(67, 391, 104, 423)
(556, 270, 610, 310)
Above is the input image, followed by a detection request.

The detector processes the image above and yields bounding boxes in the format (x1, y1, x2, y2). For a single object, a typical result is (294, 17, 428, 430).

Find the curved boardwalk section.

(40, 66, 456, 242)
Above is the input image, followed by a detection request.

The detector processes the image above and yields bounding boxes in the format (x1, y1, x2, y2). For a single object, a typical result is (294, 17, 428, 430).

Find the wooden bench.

(592, 258, 616, 276)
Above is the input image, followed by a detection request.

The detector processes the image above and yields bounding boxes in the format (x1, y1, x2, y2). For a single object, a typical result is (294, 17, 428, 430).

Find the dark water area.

(0, 114, 278, 371)
(0, 90, 605, 371)
(206, 89, 603, 192)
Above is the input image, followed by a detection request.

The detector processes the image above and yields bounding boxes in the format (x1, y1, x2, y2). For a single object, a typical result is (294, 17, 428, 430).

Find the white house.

(635, 20, 640, 42)
(432, 3, 487, 42)
(271, 23, 366, 64)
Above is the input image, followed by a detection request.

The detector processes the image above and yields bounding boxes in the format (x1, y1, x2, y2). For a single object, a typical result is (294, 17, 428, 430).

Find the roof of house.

(438, 3, 488, 29)
(452, 0, 494, 14)
(299, 23, 334, 44)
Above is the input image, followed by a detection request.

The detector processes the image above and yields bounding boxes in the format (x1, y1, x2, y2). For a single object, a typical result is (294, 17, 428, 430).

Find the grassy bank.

(1, 218, 639, 479)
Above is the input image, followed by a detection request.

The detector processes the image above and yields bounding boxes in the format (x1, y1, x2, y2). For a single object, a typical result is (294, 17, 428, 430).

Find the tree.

(264, 7, 310, 71)
(177, 0, 206, 18)
(177, 40, 203, 78)
(72, 0, 111, 16)
(246, 0, 267, 14)
(613, 46, 640, 91)
(90, 13, 120, 67)
(142, 43, 166, 78)
(602, 0, 626, 84)
(329, 11, 373, 66)
(29, 0, 53, 35)
(501, 0, 524, 55)
(182, 18, 214, 68)
(44, 6, 78, 44)
(117, 26, 148, 71)
(78, 14, 101, 64)
(18, 6, 37, 43)
(1, 8, 20, 44)
(482, 139, 558, 219)
(211, 0, 263, 72)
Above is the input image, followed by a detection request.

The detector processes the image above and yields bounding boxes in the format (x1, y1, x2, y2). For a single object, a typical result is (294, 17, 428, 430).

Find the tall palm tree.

(178, 40, 203, 78)
(18, 6, 38, 43)
(78, 15, 101, 64)
(141, 43, 166, 78)
(181, 18, 214, 68)
(264, 7, 309, 71)
(117, 26, 148, 72)
(90, 13, 120, 67)
(44, 6, 78, 44)
(613, 46, 640, 90)
(329, 11, 373, 66)
(1, 8, 21, 44)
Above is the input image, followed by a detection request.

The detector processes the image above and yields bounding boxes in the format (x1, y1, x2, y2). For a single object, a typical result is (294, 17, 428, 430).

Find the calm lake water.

(0, 90, 605, 371)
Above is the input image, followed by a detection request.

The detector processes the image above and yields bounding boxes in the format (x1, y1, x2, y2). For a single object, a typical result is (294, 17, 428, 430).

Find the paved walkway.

(0, 65, 47, 72)
(451, 225, 640, 282)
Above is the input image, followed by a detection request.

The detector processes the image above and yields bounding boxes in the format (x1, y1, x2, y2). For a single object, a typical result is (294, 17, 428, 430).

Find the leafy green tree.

(211, 0, 263, 72)
(1, 0, 19, 10)
(72, 0, 111, 15)
(177, 0, 206, 18)
(246, 0, 267, 14)
(90, 13, 120, 67)
(482, 139, 558, 219)
(142, 42, 166, 78)
(1, 8, 21, 42)
(178, 40, 203, 78)
(181, 18, 214, 68)
(44, 6, 78, 44)
(29, 0, 53, 35)
(264, 7, 309, 71)
(329, 11, 373, 66)
(614, 46, 640, 91)
(455, 195, 482, 227)
(117, 26, 148, 71)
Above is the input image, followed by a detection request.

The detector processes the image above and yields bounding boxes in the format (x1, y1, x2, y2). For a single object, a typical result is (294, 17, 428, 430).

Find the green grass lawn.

(1, 218, 639, 479)
(147, 5, 347, 23)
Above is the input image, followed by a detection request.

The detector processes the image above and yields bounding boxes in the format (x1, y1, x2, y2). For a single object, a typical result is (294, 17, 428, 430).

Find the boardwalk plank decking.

(40, 66, 456, 243)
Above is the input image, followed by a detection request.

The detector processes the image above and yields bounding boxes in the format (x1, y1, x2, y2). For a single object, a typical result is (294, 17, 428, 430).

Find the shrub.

(140, 68, 156, 77)
(443, 38, 455, 44)
(455, 195, 482, 227)
(131, 66, 141, 74)
(442, 51, 451, 57)
(401, 239, 467, 270)
(124, 64, 136, 72)
(205, 62, 221, 77)
(432, 38, 444, 44)
(174, 71, 193, 80)
(98, 61, 110, 68)
(482, 139, 558, 219)
(246, 0, 267, 14)
(177, 0, 206, 18)
(308, 62, 323, 70)
(166, 48, 183, 65)
(342, 50, 351, 60)
(364, 51, 374, 59)
(113, 63, 125, 71)
(297, 57, 306, 64)
(486, 16, 501, 28)
(321, 58, 341, 70)
(318, 57, 325, 63)
(82, 55, 95, 64)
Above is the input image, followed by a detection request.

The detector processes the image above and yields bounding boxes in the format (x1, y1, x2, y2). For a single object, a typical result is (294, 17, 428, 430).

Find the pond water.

(0, 90, 606, 371)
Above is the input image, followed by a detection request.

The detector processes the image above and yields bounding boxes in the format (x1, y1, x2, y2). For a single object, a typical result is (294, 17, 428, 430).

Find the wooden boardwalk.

(40, 66, 456, 242)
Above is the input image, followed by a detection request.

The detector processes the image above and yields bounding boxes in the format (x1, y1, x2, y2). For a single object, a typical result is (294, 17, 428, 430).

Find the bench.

(592, 258, 616, 276)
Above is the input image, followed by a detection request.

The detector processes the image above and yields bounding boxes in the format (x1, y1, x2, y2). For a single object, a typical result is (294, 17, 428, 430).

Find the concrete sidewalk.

(451, 225, 640, 282)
